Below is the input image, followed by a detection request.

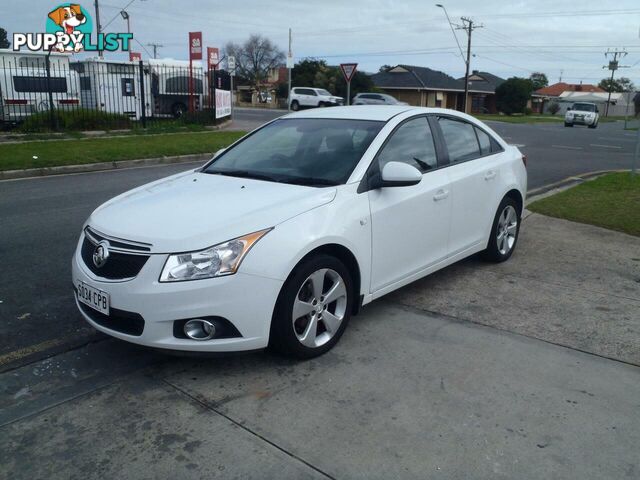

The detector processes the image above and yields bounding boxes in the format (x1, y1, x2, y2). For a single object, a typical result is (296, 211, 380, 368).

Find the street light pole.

(94, 0, 103, 58)
(120, 10, 130, 34)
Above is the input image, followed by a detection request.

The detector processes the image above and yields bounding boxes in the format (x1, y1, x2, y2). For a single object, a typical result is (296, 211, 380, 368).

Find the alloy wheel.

(292, 268, 347, 348)
(496, 205, 518, 255)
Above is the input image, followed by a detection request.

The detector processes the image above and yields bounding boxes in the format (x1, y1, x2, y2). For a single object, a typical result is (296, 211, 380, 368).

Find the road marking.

(0, 337, 70, 367)
(590, 144, 622, 149)
(511, 144, 526, 148)
(551, 145, 583, 150)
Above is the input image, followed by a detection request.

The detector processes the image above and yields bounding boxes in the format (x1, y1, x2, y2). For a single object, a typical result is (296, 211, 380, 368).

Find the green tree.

(378, 64, 393, 73)
(529, 72, 548, 91)
(598, 77, 635, 93)
(0, 27, 10, 49)
(495, 77, 534, 115)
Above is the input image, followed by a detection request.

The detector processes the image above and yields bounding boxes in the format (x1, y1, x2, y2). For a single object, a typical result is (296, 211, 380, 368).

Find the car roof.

(282, 105, 468, 122)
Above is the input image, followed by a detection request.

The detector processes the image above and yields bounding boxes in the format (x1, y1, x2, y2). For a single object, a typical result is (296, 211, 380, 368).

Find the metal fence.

(0, 55, 231, 131)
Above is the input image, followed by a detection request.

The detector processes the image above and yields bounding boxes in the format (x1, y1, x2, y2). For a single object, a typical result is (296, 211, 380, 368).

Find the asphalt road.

(0, 111, 637, 371)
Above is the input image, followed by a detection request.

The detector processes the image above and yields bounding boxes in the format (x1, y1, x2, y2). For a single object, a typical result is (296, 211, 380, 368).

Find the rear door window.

(438, 117, 481, 163)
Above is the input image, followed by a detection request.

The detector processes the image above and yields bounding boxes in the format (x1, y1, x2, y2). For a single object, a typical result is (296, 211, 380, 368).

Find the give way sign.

(340, 63, 358, 82)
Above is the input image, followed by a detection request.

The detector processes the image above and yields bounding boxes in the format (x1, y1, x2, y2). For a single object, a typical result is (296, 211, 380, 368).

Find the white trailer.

(0, 49, 80, 124)
(71, 58, 152, 121)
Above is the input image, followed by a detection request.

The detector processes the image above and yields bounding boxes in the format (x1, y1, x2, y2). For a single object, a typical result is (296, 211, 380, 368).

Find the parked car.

(564, 102, 599, 128)
(73, 106, 527, 359)
(289, 87, 344, 110)
(353, 92, 408, 105)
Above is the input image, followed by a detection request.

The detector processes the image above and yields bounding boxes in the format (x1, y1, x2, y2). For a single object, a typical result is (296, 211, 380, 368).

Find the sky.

(3, 0, 640, 86)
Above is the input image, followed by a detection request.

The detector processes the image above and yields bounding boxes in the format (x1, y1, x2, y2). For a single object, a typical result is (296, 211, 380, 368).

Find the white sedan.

(72, 106, 527, 358)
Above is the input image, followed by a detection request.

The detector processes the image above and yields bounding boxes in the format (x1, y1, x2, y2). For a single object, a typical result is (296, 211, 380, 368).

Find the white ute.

(564, 102, 599, 128)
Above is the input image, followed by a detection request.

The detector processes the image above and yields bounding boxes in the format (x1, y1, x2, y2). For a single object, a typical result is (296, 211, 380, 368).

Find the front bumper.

(71, 237, 284, 352)
(566, 115, 596, 125)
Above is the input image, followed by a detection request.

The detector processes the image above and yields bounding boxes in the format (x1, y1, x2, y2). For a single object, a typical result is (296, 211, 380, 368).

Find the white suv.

(289, 87, 344, 110)
(564, 102, 599, 128)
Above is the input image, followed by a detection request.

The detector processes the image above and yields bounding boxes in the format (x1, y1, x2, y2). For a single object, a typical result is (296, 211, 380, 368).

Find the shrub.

(495, 77, 534, 115)
(524, 107, 533, 115)
(20, 109, 132, 132)
(548, 102, 561, 115)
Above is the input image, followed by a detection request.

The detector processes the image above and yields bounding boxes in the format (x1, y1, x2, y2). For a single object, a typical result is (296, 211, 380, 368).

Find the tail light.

(521, 154, 527, 167)
(5, 99, 28, 105)
(59, 99, 80, 105)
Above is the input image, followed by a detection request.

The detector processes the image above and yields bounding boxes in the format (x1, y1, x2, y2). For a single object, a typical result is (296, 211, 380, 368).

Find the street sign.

(340, 63, 358, 82)
(286, 54, 294, 69)
(207, 47, 220, 70)
(340, 63, 358, 105)
(129, 51, 141, 62)
(228, 55, 236, 75)
(189, 32, 202, 60)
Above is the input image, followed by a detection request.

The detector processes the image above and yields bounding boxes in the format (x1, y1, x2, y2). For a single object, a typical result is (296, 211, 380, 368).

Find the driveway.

(1, 211, 639, 479)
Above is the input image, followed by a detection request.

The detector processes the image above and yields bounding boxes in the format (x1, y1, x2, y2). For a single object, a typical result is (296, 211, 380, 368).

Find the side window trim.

(431, 115, 504, 166)
(358, 114, 444, 194)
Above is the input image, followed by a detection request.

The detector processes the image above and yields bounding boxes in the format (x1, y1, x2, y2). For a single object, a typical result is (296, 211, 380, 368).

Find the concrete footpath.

(1, 302, 639, 479)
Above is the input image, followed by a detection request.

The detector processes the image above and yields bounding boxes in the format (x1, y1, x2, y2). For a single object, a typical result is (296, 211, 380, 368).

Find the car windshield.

(572, 103, 596, 112)
(203, 118, 384, 186)
(317, 89, 332, 96)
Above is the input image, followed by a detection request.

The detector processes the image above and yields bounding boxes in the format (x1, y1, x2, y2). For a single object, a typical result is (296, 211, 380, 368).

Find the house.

(370, 65, 504, 113)
(459, 70, 505, 114)
(531, 82, 606, 114)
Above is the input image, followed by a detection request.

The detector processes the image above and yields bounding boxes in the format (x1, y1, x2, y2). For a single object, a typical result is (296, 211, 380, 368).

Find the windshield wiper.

(204, 170, 280, 183)
(279, 177, 339, 187)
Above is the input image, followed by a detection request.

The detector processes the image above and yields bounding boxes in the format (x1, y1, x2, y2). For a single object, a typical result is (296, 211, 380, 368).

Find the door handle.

(484, 170, 497, 181)
(433, 189, 449, 201)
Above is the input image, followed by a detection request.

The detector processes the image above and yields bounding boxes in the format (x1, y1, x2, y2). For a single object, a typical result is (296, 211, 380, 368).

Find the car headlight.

(159, 228, 272, 282)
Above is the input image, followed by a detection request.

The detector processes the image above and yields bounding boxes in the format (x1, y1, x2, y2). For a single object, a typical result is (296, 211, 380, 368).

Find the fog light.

(184, 319, 216, 340)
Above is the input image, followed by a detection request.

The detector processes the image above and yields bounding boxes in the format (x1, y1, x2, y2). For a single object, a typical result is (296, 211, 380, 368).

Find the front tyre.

(270, 254, 353, 359)
(564, 122, 573, 127)
(483, 197, 521, 263)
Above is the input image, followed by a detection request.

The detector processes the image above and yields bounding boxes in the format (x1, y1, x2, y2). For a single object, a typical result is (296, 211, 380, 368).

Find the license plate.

(77, 281, 110, 315)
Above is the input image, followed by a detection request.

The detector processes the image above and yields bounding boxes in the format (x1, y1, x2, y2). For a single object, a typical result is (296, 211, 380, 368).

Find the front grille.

(78, 301, 145, 336)
(81, 236, 149, 280)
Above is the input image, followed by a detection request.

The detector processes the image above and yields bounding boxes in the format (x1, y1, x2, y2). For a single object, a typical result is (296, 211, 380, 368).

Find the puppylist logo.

(13, 3, 133, 53)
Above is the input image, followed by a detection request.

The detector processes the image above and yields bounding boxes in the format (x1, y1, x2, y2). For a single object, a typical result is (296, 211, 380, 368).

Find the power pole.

(147, 43, 163, 59)
(287, 28, 292, 111)
(94, 0, 103, 58)
(602, 48, 628, 117)
(456, 17, 483, 113)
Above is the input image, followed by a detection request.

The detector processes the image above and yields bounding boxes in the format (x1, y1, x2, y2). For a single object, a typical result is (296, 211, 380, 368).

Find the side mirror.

(371, 161, 422, 189)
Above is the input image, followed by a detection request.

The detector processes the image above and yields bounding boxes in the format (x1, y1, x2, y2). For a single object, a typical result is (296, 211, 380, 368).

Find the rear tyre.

(318, 102, 326, 108)
(172, 102, 187, 119)
(269, 254, 353, 359)
(564, 122, 573, 127)
(291, 100, 300, 111)
(483, 197, 521, 263)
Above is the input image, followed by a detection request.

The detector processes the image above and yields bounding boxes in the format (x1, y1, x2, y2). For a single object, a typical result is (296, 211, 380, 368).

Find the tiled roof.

(535, 82, 605, 96)
(371, 65, 465, 91)
(462, 71, 506, 93)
